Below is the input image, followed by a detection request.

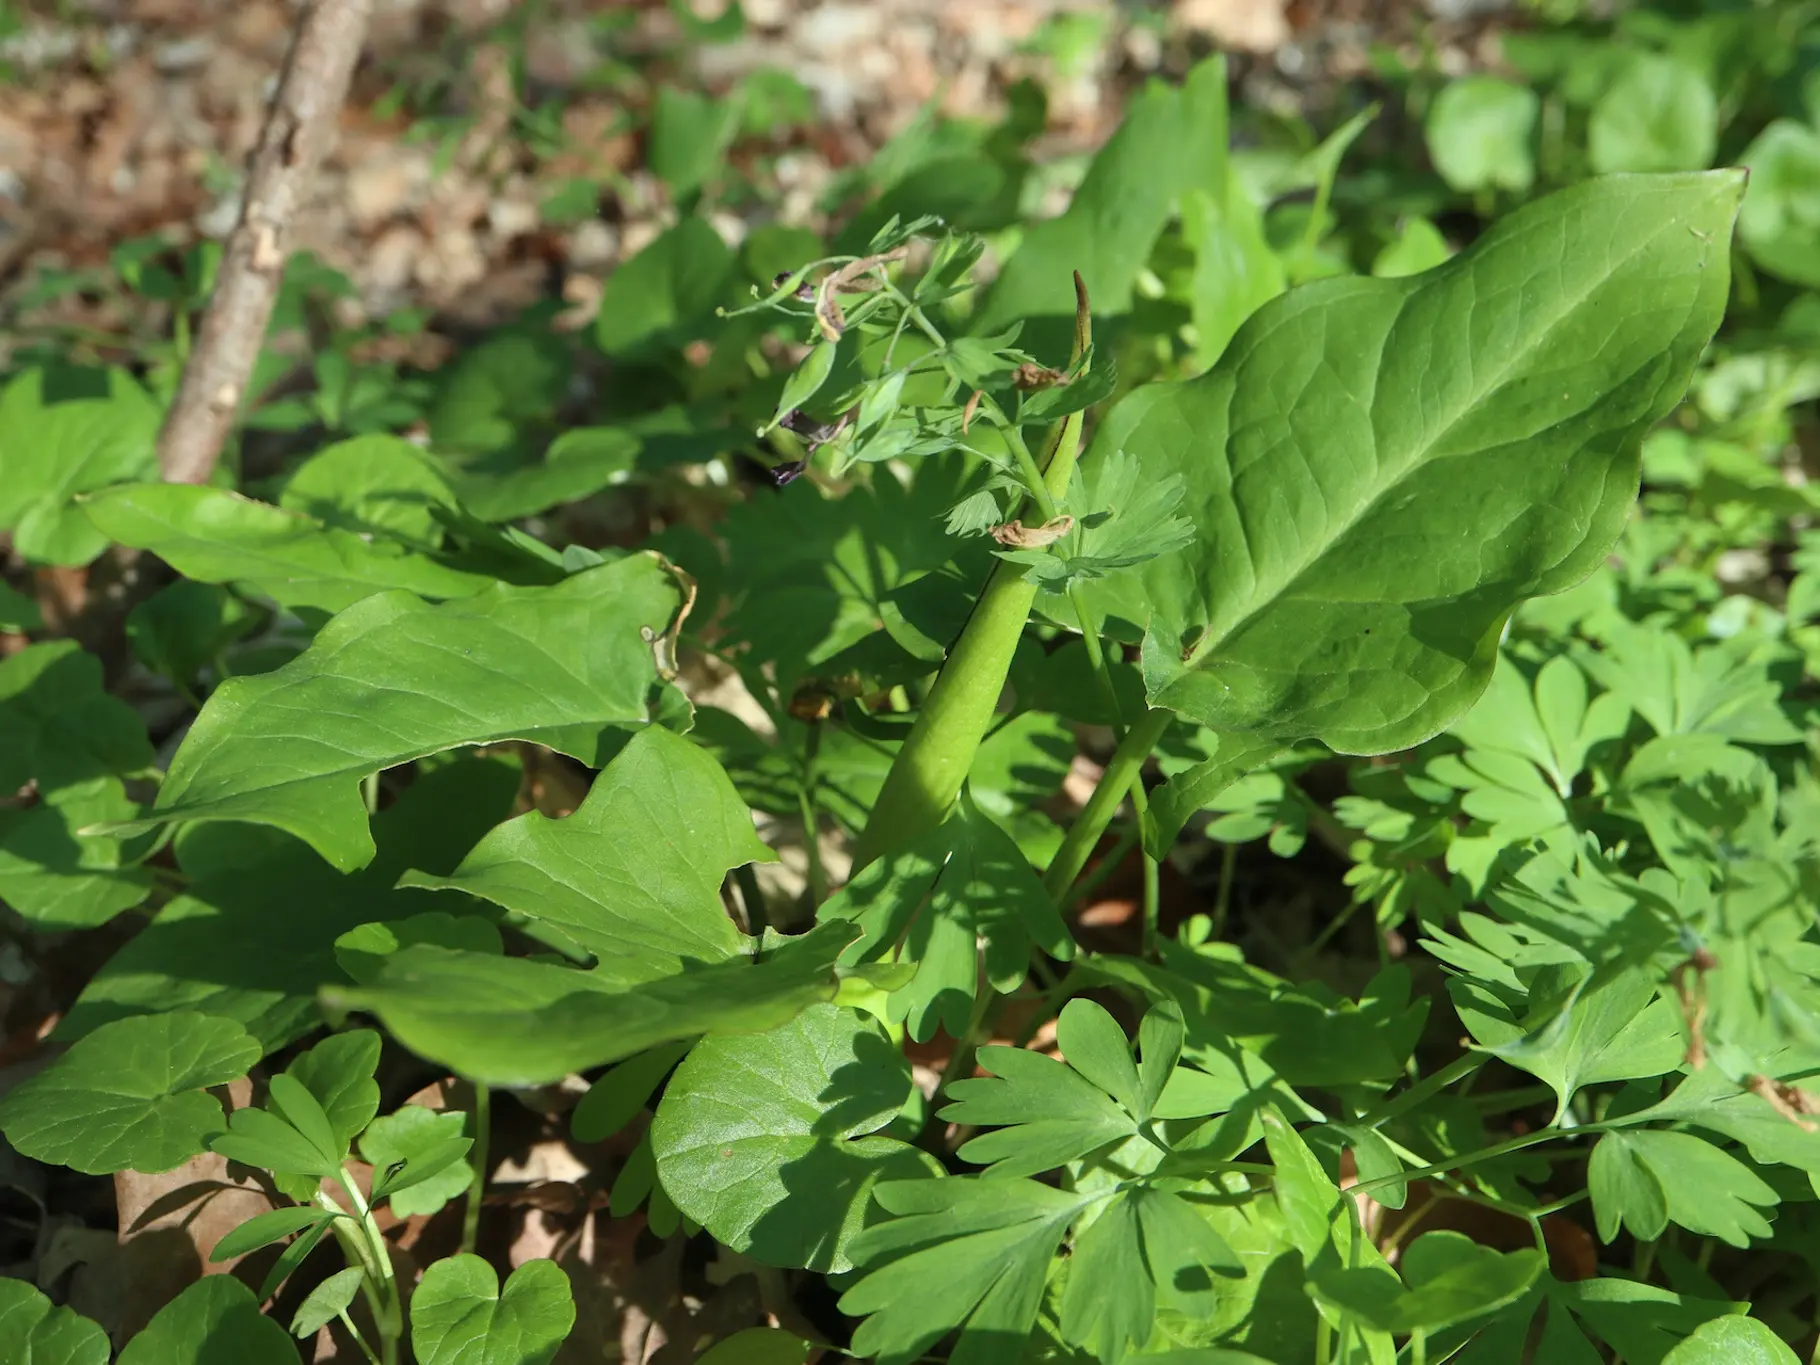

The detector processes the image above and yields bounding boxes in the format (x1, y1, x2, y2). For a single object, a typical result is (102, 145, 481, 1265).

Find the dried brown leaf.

(990, 515, 1073, 549)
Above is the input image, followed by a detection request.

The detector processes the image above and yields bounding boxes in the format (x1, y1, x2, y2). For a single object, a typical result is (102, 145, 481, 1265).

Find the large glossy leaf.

(401, 725, 767, 985)
(652, 1004, 941, 1272)
(328, 920, 859, 1086)
(61, 753, 520, 1052)
(0, 1277, 109, 1365)
(974, 55, 1227, 342)
(80, 483, 495, 614)
(410, 1256, 574, 1365)
(1081, 171, 1741, 754)
(116, 1276, 299, 1365)
(0, 1012, 261, 1174)
(107, 556, 681, 871)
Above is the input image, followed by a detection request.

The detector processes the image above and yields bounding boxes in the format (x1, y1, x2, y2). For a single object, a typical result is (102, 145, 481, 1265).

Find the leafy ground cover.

(4, 1, 1820, 1362)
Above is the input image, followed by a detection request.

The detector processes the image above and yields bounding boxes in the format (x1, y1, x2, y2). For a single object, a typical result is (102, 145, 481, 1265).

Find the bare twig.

(156, 0, 372, 484)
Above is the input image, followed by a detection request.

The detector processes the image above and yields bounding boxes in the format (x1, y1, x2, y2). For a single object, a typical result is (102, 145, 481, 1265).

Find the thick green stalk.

(1044, 707, 1172, 900)
(850, 274, 1092, 871)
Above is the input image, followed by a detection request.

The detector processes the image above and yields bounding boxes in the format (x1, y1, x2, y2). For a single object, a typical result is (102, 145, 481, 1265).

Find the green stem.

(1005, 424, 1062, 524)
(1046, 708, 1172, 901)
(1362, 1052, 1488, 1127)
(1350, 1129, 1562, 1195)
(337, 1167, 402, 1365)
(1141, 853, 1160, 958)
(933, 987, 997, 1108)
(1060, 822, 1138, 912)
(1058, 581, 1164, 950)
(461, 1082, 490, 1256)
(338, 1308, 383, 1365)
(851, 275, 1093, 871)
(1211, 842, 1237, 941)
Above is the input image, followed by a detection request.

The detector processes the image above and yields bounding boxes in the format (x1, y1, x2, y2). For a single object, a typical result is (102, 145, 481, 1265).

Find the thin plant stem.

(335, 1167, 401, 1365)
(1351, 1129, 1565, 1195)
(1141, 853, 1160, 958)
(1633, 1237, 1657, 1283)
(337, 1308, 383, 1365)
(1012, 965, 1078, 1048)
(1004, 424, 1062, 524)
(933, 984, 997, 1108)
(1363, 1052, 1489, 1127)
(1047, 708, 1173, 900)
(1469, 1084, 1557, 1115)
(1211, 842, 1238, 941)
(735, 864, 769, 935)
(1060, 822, 1139, 912)
(1054, 580, 1165, 953)
(461, 1081, 490, 1256)
(1378, 1193, 1442, 1258)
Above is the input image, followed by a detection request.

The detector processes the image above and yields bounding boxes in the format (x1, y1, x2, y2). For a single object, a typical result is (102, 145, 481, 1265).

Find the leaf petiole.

(1046, 708, 1172, 900)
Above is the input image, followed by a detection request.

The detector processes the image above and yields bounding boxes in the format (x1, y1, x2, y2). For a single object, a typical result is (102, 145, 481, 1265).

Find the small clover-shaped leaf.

(209, 1105, 341, 1180)
(409, 1255, 574, 1365)
(361, 1107, 473, 1216)
(283, 1029, 381, 1152)
(0, 1012, 259, 1175)
(1589, 1130, 1670, 1244)
(1056, 999, 1144, 1116)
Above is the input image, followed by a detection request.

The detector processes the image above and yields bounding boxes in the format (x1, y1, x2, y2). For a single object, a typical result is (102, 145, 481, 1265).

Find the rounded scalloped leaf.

(0, 1277, 109, 1365)
(651, 1003, 941, 1272)
(410, 1255, 575, 1365)
(116, 1275, 300, 1365)
(0, 1011, 260, 1175)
